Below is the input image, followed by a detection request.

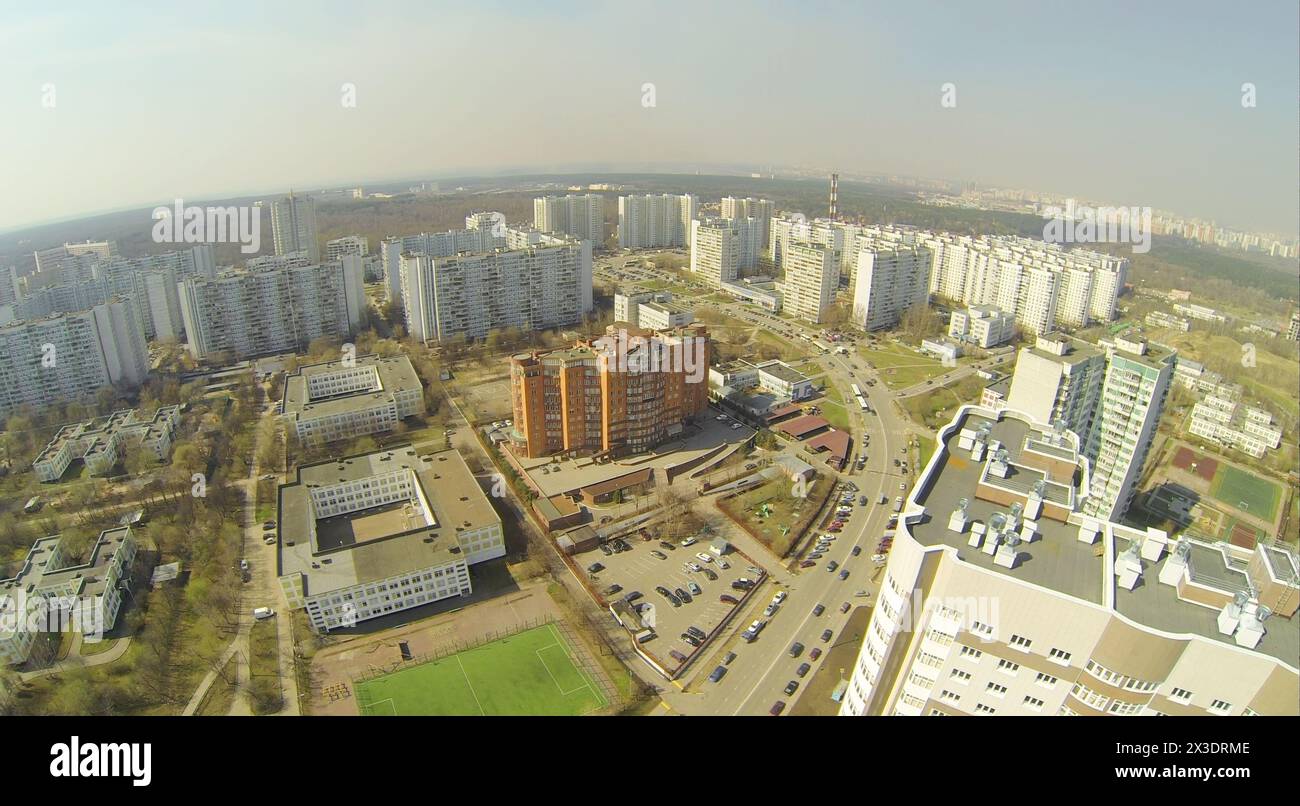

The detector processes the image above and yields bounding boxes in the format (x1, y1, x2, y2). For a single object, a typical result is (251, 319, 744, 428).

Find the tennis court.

(355, 623, 607, 716)
(1210, 465, 1281, 521)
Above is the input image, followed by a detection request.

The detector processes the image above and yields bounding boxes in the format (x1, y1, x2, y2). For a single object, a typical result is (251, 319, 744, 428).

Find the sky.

(2, 0, 1297, 235)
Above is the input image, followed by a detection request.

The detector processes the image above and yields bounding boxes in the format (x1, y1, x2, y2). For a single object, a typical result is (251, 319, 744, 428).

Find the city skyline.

(2, 1, 1298, 235)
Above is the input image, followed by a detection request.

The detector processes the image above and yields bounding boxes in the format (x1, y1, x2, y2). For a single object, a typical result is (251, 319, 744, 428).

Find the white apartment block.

(1173, 302, 1227, 323)
(1006, 334, 1107, 439)
(689, 219, 743, 286)
(782, 241, 838, 324)
(949, 304, 1016, 348)
(270, 192, 320, 262)
(178, 259, 364, 360)
(839, 405, 1298, 717)
(33, 406, 179, 482)
(1188, 395, 1283, 458)
(617, 194, 697, 249)
(534, 194, 604, 243)
(709, 359, 813, 402)
(720, 197, 774, 250)
(277, 446, 505, 632)
(851, 243, 931, 331)
(381, 225, 503, 305)
(281, 354, 425, 447)
(0, 300, 149, 419)
(0, 527, 137, 666)
(926, 232, 1126, 334)
(325, 235, 369, 262)
(1145, 310, 1191, 332)
(33, 240, 119, 274)
(399, 236, 589, 343)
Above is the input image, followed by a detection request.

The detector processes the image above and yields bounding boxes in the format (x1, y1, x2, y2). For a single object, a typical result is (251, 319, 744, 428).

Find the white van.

(252, 607, 275, 620)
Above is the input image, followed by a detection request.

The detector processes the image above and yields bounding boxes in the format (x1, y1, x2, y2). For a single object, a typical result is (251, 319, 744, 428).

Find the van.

(252, 607, 275, 620)
(635, 629, 656, 644)
(669, 649, 688, 663)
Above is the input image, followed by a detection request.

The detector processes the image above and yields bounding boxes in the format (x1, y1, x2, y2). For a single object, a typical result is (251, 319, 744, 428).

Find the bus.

(855, 395, 869, 411)
(850, 383, 863, 398)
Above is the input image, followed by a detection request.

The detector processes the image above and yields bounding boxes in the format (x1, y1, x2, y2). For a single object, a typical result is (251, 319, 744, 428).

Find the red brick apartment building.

(510, 324, 710, 458)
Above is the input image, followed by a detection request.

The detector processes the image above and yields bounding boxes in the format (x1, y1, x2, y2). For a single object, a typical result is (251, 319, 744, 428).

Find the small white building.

(948, 305, 1015, 348)
(920, 339, 962, 363)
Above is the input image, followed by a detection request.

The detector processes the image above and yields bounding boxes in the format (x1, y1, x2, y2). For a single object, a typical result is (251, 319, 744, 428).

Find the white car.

(773, 590, 787, 605)
(730, 423, 743, 430)
(252, 607, 275, 620)
(717, 559, 730, 569)
(695, 553, 714, 564)
(680, 536, 698, 547)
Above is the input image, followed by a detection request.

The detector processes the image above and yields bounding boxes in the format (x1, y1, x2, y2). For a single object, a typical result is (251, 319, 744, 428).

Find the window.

(986, 682, 1008, 697)
(1048, 647, 1072, 664)
(1023, 696, 1045, 711)
(950, 668, 972, 683)
(1169, 687, 1193, 704)
(974, 703, 997, 714)
(1009, 634, 1033, 650)
(959, 646, 983, 660)
(939, 689, 961, 703)
(1035, 672, 1058, 688)
(971, 621, 994, 638)
(997, 659, 1020, 675)
(1209, 699, 1232, 714)
(1109, 700, 1143, 715)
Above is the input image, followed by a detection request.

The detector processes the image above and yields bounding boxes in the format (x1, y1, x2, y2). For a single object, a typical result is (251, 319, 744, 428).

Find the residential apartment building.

(689, 219, 743, 286)
(1006, 334, 1107, 439)
(178, 258, 365, 360)
(839, 404, 1298, 717)
(1188, 395, 1283, 458)
(851, 243, 932, 331)
(720, 197, 774, 250)
(926, 232, 1126, 334)
(33, 240, 119, 273)
(617, 194, 697, 249)
(399, 233, 590, 343)
(33, 406, 179, 481)
(325, 235, 369, 262)
(0, 527, 137, 666)
(1145, 310, 1191, 332)
(509, 324, 710, 458)
(534, 194, 604, 243)
(270, 192, 320, 262)
(949, 305, 1016, 348)
(381, 224, 503, 305)
(782, 241, 838, 323)
(281, 354, 425, 447)
(1173, 302, 1228, 323)
(0, 300, 149, 418)
(276, 446, 504, 632)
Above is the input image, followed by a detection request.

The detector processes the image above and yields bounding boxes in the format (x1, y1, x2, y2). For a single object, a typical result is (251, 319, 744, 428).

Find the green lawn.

(859, 343, 949, 390)
(355, 624, 607, 716)
(1210, 465, 1281, 521)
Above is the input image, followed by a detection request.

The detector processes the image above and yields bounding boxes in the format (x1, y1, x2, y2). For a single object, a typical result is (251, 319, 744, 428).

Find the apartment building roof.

(281, 354, 421, 419)
(278, 446, 498, 597)
(1024, 334, 1105, 366)
(0, 527, 134, 609)
(906, 406, 1299, 666)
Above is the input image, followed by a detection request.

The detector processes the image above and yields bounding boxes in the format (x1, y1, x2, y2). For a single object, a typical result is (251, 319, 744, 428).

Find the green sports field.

(1209, 465, 1281, 521)
(355, 624, 607, 716)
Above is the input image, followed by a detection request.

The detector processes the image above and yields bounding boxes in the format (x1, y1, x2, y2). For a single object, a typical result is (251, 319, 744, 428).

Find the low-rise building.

(920, 339, 962, 363)
(0, 527, 137, 665)
(1145, 310, 1191, 332)
(614, 290, 694, 330)
(1188, 395, 1283, 458)
(709, 359, 814, 411)
(33, 407, 179, 481)
(276, 446, 504, 632)
(949, 305, 1015, 348)
(1172, 302, 1228, 323)
(281, 354, 424, 447)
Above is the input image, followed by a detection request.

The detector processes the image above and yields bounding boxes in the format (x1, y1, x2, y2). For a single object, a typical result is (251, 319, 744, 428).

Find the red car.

(719, 594, 740, 605)
(769, 701, 786, 716)
(827, 524, 842, 532)
(800, 560, 816, 568)
(809, 648, 823, 661)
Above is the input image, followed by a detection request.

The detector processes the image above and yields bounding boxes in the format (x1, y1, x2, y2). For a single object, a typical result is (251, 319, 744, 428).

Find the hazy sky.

(2, 0, 1297, 234)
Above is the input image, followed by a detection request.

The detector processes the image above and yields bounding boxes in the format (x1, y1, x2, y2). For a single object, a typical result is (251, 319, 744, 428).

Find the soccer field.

(355, 624, 607, 716)
(1210, 465, 1281, 521)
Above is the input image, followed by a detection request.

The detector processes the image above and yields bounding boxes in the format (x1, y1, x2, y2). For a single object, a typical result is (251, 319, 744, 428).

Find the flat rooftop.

(910, 412, 1104, 604)
(757, 361, 808, 384)
(281, 354, 421, 419)
(278, 446, 498, 597)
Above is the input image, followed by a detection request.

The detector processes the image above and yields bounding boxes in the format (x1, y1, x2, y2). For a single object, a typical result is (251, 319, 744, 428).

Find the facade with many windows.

(281, 354, 425, 447)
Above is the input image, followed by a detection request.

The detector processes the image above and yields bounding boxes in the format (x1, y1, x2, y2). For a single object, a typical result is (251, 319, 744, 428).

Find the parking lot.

(581, 535, 767, 671)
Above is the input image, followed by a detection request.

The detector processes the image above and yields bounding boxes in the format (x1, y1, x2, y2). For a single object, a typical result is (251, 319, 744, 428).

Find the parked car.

(651, 550, 667, 560)
(674, 588, 692, 603)
(687, 626, 706, 640)
(720, 594, 740, 606)
(603, 584, 622, 596)
(827, 560, 839, 572)
(810, 648, 822, 661)
(769, 701, 786, 716)
(723, 652, 737, 665)
(655, 586, 672, 597)
(808, 552, 824, 560)
(695, 552, 713, 564)
(852, 546, 862, 556)
(686, 562, 703, 573)
(773, 590, 787, 605)
(262, 520, 276, 530)
(252, 607, 275, 620)
(841, 602, 851, 613)
(680, 537, 698, 547)
(812, 603, 825, 617)
(716, 559, 730, 570)
(821, 629, 834, 642)
(839, 569, 850, 580)
(687, 582, 702, 596)
(702, 568, 718, 581)
(763, 603, 779, 617)
(239, 558, 250, 572)
(789, 642, 804, 657)
(659, 541, 676, 551)
(708, 665, 728, 683)
(796, 662, 811, 678)
(586, 563, 604, 574)
(784, 680, 800, 696)
(680, 633, 701, 647)
(624, 591, 643, 603)
(800, 560, 816, 568)
(599, 544, 613, 556)
(859, 495, 868, 506)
